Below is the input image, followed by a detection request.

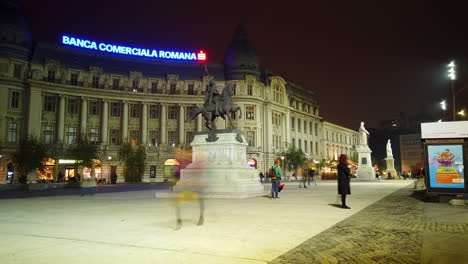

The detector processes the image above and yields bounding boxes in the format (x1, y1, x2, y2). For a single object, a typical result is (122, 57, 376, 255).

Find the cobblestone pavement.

(269, 187, 468, 264)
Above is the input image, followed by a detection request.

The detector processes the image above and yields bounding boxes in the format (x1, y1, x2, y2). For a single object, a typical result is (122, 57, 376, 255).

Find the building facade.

(322, 122, 360, 161)
(0, 1, 358, 183)
(399, 134, 424, 174)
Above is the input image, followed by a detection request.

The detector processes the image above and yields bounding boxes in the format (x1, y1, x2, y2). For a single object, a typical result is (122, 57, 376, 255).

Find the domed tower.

(223, 24, 260, 81)
(0, 0, 33, 60)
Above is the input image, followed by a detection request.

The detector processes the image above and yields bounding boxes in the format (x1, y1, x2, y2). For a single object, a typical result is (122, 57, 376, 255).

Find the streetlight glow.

(458, 109, 465, 116)
(440, 100, 447, 110)
(447, 61, 456, 80)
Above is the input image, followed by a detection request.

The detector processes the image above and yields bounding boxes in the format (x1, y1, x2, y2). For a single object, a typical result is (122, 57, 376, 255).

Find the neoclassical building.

(0, 0, 359, 183)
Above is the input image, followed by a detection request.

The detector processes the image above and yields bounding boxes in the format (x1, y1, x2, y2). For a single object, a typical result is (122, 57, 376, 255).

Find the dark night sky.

(18, 0, 468, 130)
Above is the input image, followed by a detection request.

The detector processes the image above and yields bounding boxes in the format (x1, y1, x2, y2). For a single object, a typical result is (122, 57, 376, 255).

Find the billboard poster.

(427, 144, 465, 189)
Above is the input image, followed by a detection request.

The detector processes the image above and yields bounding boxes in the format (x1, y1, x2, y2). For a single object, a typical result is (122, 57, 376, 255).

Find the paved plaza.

(0, 180, 466, 264)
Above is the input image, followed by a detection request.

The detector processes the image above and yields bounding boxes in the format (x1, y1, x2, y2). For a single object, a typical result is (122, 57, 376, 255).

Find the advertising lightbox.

(424, 143, 466, 193)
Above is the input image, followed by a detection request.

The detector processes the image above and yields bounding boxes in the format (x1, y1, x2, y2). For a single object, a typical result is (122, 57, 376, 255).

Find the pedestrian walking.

(337, 154, 351, 209)
(270, 160, 283, 199)
(309, 167, 316, 186)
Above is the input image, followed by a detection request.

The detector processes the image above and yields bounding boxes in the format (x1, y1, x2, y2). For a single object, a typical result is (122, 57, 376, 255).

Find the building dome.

(223, 24, 260, 80)
(0, 0, 33, 60)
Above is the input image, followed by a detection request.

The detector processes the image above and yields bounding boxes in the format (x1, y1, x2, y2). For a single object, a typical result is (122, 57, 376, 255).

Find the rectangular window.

(247, 131, 255, 147)
(132, 79, 139, 91)
(149, 105, 160, 119)
(168, 131, 177, 145)
(43, 95, 57, 112)
(110, 129, 120, 145)
(186, 106, 194, 120)
(170, 83, 176, 94)
(130, 104, 140, 118)
(232, 83, 236, 95)
(66, 127, 77, 144)
(151, 82, 159, 93)
(130, 130, 140, 146)
(310, 122, 313, 134)
(88, 128, 99, 144)
(304, 140, 308, 152)
(89, 101, 100, 115)
(149, 130, 159, 146)
(67, 99, 79, 114)
(186, 131, 195, 144)
(246, 105, 255, 120)
(150, 166, 156, 178)
(315, 123, 318, 136)
(315, 142, 318, 155)
(47, 70, 56, 82)
(10, 91, 20, 109)
(292, 138, 295, 147)
(247, 84, 253, 96)
(168, 106, 177, 119)
(298, 139, 302, 150)
(92, 76, 99, 88)
(70, 73, 78, 85)
(13, 64, 23, 79)
(188, 84, 195, 95)
(43, 125, 54, 144)
(112, 79, 120, 90)
(311, 142, 313, 154)
(274, 85, 282, 103)
(291, 117, 295, 131)
(304, 120, 307, 133)
(111, 102, 121, 117)
(7, 122, 17, 143)
(298, 118, 301, 132)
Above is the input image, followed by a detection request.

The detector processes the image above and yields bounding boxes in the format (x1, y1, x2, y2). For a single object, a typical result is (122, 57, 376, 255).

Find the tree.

(281, 146, 308, 173)
(66, 138, 99, 179)
(12, 136, 47, 183)
(119, 143, 146, 183)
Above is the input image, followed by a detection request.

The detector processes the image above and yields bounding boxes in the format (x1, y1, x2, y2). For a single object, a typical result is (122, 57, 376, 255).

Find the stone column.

(80, 97, 88, 137)
(101, 100, 108, 144)
(285, 110, 291, 146)
(178, 104, 185, 144)
(196, 111, 202, 132)
(265, 104, 273, 153)
(57, 95, 65, 143)
(141, 103, 147, 145)
(122, 101, 128, 143)
(160, 104, 167, 144)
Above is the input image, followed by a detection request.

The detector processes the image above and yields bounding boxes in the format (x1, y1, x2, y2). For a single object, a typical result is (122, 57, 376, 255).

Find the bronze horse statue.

(187, 84, 242, 130)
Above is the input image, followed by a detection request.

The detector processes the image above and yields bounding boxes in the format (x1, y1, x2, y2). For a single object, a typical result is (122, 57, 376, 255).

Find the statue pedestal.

(173, 130, 265, 198)
(385, 157, 398, 179)
(355, 145, 376, 181)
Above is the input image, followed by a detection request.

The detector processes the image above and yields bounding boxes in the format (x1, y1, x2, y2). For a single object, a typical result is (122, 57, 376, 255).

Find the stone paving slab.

(0, 181, 415, 264)
(269, 187, 468, 264)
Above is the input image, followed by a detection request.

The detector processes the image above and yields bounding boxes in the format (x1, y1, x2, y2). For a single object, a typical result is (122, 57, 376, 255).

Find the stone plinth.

(385, 157, 398, 179)
(355, 145, 376, 181)
(173, 129, 265, 198)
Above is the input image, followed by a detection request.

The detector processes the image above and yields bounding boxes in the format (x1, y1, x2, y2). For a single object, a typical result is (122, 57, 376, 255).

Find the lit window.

(130, 130, 140, 146)
(247, 131, 255, 147)
(88, 128, 99, 143)
(246, 106, 255, 120)
(43, 125, 54, 144)
(66, 127, 77, 144)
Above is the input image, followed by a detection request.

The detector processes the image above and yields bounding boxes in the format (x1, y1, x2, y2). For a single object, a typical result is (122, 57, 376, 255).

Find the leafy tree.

(66, 138, 99, 179)
(281, 146, 308, 173)
(119, 143, 146, 183)
(12, 136, 47, 183)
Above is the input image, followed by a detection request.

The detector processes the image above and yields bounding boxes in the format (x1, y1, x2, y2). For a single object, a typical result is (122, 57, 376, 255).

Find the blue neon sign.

(61, 35, 207, 62)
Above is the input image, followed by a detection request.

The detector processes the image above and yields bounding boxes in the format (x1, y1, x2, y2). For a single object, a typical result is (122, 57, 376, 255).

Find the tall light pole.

(447, 61, 456, 121)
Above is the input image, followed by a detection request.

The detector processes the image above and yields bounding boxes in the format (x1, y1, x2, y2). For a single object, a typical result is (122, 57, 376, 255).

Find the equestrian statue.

(187, 79, 242, 130)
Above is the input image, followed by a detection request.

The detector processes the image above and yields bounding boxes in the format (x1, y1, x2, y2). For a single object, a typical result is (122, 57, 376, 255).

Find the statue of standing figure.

(386, 139, 393, 157)
(359, 122, 370, 146)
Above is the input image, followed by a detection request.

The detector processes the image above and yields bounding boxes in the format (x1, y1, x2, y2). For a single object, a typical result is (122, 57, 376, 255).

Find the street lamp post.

(447, 61, 456, 121)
